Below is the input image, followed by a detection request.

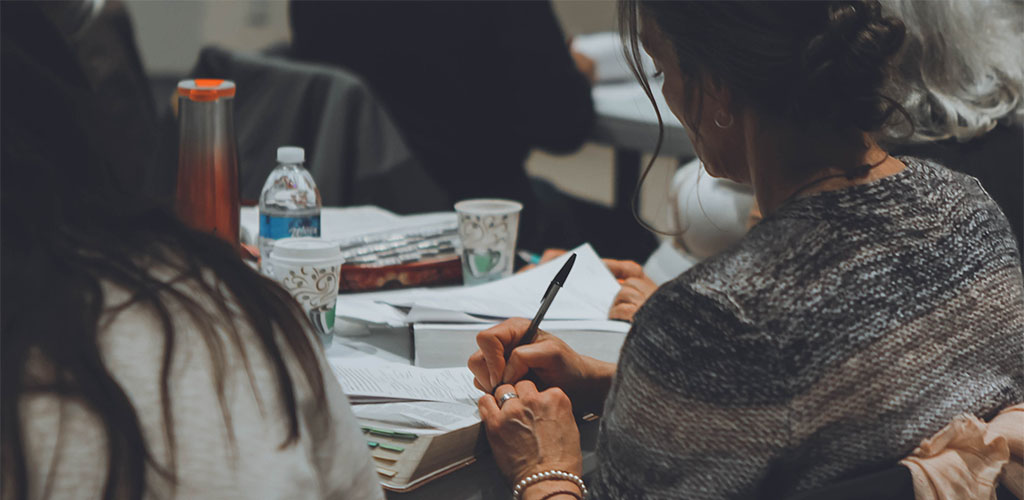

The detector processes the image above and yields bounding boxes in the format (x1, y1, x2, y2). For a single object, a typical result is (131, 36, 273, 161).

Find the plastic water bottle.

(258, 146, 321, 276)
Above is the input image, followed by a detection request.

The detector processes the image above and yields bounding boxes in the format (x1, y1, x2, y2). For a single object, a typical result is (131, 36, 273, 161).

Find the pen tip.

(553, 253, 576, 285)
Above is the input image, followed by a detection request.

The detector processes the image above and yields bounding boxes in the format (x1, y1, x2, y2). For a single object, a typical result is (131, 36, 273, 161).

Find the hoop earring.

(713, 110, 734, 129)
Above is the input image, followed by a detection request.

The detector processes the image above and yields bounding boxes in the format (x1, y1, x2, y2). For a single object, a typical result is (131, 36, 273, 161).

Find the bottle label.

(259, 214, 321, 240)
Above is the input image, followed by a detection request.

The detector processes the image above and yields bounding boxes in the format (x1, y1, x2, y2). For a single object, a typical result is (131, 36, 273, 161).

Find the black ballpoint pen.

(491, 253, 576, 394)
(518, 252, 576, 347)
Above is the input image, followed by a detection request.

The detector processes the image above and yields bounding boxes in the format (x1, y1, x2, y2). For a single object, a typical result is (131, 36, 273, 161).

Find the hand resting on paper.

(570, 49, 597, 85)
(478, 380, 583, 496)
(468, 318, 615, 416)
(603, 259, 658, 322)
(519, 249, 659, 321)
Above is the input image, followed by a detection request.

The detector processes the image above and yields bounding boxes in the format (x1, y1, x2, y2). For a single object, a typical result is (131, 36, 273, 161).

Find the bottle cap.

(277, 146, 305, 164)
(177, 79, 235, 101)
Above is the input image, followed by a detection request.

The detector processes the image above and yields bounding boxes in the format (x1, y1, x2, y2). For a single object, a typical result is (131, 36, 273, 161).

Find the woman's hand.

(604, 259, 658, 322)
(570, 49, 597, 85)
(479, 380, 583, 488)
(468, 318, 615, 414)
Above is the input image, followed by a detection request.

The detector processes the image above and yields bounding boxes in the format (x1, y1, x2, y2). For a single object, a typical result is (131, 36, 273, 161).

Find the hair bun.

(797, 1, 906, 131)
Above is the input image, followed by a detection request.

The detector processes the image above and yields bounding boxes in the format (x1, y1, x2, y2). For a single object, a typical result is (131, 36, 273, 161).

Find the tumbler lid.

(178, 79, 235, 101)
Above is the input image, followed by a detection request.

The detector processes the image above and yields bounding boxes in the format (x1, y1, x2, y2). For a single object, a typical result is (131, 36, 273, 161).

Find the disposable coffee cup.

(268, 237, 343, 348)
(454, 199, 522, 286)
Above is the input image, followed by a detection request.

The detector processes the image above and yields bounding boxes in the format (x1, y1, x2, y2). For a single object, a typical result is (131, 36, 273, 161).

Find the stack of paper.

(240, 206, 457, 250)
(328, 358, 484, 492)
(334, 243, 632, 368)
(330, 361, 481, 407)
(241, 206, 400, 246)
(336, 243, 622, 324)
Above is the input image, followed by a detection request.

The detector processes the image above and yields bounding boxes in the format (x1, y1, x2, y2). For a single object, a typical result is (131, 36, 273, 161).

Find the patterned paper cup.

(268, 237, 343, 347)
(454, 199, 522, 285)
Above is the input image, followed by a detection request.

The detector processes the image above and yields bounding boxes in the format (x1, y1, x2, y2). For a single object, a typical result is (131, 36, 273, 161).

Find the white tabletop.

(591, 78, 694, 158)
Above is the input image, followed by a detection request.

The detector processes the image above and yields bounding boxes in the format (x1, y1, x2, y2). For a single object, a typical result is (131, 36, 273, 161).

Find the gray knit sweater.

(593, 157, 1024, 499)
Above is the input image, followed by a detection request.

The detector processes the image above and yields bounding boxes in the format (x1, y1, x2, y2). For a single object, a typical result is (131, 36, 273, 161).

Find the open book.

(329, 360, 484, 492)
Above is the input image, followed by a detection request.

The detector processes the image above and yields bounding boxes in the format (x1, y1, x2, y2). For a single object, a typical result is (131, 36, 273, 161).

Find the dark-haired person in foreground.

(467, 2, 1024, 499)
(0, 4, 382, 499)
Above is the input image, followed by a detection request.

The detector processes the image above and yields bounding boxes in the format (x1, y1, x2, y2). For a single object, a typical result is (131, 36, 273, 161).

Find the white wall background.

(126, 0, 291, 75)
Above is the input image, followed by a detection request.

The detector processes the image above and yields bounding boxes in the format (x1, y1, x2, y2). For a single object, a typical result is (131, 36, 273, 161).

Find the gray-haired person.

(881, 0, 1024, 258)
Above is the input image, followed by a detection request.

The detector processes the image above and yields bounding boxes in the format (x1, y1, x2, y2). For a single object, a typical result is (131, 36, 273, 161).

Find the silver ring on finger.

(498, 391, 519, 409)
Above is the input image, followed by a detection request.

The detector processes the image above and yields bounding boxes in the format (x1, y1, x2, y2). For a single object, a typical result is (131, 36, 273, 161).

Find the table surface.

(591, 78, 694, 158)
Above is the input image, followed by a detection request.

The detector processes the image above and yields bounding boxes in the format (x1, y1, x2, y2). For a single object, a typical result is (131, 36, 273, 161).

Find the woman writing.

(469, 2, 1023, 499)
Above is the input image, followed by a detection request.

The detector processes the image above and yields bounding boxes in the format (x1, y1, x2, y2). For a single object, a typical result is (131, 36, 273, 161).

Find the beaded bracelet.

(512, 470, 588, 500)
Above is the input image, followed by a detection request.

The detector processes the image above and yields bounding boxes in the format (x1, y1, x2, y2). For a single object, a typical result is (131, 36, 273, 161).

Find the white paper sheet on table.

(417, 320, 632, 334)
(241, 206, 401, 245)
(376, 243, 619, 321)
(327, 347, 481, 432)
(352, 401, 479, 432)
(405, 306, 482, 324)
(328, 360, 482, 407)
(413, 320, 630, 369)
(335, 298, 410, 326)
(241, 206, 457, 247)
(335, 286, 453, 326)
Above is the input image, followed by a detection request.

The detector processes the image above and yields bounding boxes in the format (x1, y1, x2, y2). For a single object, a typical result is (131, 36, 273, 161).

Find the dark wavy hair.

(0, 4, 326, 499)
(619, 0, 909, 230)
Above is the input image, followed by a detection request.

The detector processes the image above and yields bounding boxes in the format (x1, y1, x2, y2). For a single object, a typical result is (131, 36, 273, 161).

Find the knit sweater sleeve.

(590, 279, 791, 499)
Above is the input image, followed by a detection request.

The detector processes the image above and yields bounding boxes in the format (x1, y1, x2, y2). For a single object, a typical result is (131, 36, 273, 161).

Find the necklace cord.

(781, 153, 890, 207)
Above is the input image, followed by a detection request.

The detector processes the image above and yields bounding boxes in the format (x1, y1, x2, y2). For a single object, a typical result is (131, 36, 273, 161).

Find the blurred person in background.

(0, 4, 382, 499)
(36, 0, 163, 200)
(879, 0, 1023, 257)
(290, 1, 648, 255)
(468, 1, 1023, 498)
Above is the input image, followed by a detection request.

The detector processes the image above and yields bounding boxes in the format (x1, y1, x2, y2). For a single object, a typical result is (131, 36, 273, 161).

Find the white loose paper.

(377, 243, 620, 321)
(329, 361, 482, 407)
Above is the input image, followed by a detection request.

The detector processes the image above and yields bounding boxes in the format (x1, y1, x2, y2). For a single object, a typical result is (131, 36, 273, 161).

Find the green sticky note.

(367, 428, 396, 438)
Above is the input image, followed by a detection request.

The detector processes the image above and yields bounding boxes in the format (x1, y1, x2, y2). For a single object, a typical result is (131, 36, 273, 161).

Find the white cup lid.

(269, 237, 342, 263)
(454, 198, 523, 215)
(277, 146, 305, 164)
